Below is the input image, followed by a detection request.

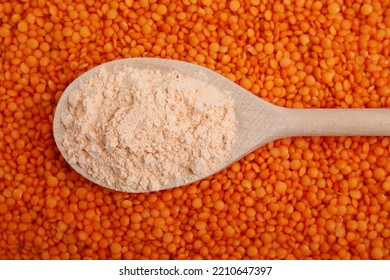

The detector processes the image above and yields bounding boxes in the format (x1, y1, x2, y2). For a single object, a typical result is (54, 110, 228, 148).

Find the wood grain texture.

(279, 108, 390, 137)
(53, 58, 390, 192)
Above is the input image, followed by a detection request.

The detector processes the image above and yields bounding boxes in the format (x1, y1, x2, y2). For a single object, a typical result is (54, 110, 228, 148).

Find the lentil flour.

(60, 65, 236, 192)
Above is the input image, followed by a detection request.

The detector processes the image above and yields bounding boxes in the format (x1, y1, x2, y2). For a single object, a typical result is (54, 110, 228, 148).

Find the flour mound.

(61, 65, 236, 192)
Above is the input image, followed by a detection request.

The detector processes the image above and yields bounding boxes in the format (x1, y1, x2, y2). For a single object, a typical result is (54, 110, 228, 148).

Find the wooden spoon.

(53, 58, 390, 192)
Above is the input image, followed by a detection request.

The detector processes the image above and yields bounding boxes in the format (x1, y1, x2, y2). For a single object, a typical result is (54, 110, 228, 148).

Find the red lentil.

(0, 0, 388, 261)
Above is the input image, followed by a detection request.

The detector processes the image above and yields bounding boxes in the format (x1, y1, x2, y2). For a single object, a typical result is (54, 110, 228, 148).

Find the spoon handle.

(280, 108, 390, 137)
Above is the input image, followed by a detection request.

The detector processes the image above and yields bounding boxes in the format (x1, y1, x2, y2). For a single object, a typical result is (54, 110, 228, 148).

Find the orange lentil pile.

(0, 0, 389, 260)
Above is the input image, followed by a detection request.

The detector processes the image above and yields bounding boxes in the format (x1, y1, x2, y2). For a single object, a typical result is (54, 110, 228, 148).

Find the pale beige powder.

(61, 65, 236, 192)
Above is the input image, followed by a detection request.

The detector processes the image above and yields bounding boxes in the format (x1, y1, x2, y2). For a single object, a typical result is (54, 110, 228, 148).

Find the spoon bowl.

(53, 58, 390, 192)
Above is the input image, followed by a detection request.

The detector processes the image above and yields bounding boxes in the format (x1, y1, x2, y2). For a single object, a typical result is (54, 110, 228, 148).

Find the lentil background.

(0, 0, 389, 260)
